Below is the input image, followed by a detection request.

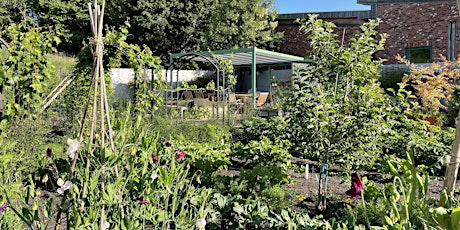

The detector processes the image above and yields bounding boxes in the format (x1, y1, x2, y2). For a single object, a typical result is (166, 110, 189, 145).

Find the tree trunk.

(441, 0, 460, 205)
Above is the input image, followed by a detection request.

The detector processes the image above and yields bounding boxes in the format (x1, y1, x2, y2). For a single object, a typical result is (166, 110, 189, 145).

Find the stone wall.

(110, 69, 213, 99)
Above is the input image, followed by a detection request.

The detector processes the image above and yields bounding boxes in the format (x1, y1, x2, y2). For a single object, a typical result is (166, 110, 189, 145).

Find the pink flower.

(152, 155, 158, 163)
(175, 151, 186, 160)
(345, 172, 364, 198)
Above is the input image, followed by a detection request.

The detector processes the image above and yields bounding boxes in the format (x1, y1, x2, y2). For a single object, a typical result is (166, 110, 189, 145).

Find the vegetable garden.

(1, 2, 460, 229)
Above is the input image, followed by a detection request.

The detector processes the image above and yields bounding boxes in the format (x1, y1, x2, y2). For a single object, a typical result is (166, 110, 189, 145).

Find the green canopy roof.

(170, 47, 311, 66)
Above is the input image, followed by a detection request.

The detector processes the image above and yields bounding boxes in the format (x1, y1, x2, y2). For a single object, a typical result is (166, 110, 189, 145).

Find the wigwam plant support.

(54, 1, 119, 229)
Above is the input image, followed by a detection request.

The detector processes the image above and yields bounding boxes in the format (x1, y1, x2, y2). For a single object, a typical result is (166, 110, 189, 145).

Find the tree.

(105, 0, 215, 64)
(27, 0, 89, 54)
(21, 0, 283, 64)
(203, 0, 283, 51)
(0, 0, 27, 27)
(283, 15, 388, 173)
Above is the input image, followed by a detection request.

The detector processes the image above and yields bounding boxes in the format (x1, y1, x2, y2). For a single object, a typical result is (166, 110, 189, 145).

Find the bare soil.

(218, 156, 447, 218)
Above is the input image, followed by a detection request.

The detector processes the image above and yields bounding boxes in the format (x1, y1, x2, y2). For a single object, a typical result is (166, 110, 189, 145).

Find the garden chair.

(182, 91, 194, 100)
(194, 91, 204, 99)
(178, 91, 194, 108)
(256, 92, 269, 107)
(229, 93, 244, 113)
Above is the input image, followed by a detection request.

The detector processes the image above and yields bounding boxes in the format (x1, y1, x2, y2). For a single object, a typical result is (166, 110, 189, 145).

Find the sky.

(274, 0, 370, 14)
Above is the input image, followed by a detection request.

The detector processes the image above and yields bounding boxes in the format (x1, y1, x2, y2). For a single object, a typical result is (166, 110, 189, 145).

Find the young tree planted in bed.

(283, 15, 389, 173)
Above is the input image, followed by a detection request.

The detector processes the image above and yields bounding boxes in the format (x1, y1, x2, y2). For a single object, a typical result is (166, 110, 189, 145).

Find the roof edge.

(357, 0, 455, 5)
(278, 10, 372, 20)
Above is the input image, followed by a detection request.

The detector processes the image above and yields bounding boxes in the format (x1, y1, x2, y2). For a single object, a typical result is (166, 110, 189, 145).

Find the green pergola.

(170, 47, 311, 107)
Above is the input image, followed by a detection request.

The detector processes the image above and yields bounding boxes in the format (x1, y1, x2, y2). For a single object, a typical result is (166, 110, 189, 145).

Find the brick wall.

(376, 1, 459, 64)
(276, 22, 363, 58)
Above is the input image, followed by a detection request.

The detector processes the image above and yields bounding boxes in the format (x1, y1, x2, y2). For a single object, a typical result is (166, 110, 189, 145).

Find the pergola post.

(251, 47, 257, 108)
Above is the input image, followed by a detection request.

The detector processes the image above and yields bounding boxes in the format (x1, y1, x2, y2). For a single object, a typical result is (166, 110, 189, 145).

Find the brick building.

(276, 0, 459, 64)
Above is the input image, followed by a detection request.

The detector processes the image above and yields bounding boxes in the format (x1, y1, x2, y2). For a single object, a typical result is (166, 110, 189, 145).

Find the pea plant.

(0, 17, 60, 130)
(3, 110, 219, 229)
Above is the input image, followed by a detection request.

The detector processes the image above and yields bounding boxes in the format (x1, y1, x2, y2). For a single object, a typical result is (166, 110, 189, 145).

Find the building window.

(406, 46, 432, 63)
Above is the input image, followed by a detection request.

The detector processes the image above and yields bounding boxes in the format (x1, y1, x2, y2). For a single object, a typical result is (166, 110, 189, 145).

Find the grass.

(49, 53, 77, 78)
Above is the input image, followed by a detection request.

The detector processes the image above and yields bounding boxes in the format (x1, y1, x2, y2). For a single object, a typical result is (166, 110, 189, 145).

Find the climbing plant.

(105, 23, 165, 114)
(61, 22, 164, 130)
(0, 18, 60, 130)
(211, 54, 237, 89)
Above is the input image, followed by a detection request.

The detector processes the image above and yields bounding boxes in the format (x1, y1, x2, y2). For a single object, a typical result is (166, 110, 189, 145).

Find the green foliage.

(25, 0, 89, 54)
(284, 15, 388, 173)
(232, 137, 292, 169)
(383, 152, 431, 229)
(447, 87, 460, 127)
(383, 116, 454, 176)
(431, 206, 460, 230)
(61, 23, 164, 131)
(154, 116, 231, 145)
(0, 18, 60, 129)
(204, 0, 283, 51)
(399, 55, 459, 123)
(18, 0, 282, 64)
(260, 185, 288, 212)
(231, 116, 289, 145)
(3, 175, 55, 230)
(179, 140, 232, 186)
(0, 115, 65, 229)
(0, 0, 25, 27)
(212, 54, 237, 89)
(104, 23, 165, 114)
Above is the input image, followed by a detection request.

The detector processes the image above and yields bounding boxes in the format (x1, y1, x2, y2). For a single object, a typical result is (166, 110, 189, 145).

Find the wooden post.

(441, 0, 460, 205)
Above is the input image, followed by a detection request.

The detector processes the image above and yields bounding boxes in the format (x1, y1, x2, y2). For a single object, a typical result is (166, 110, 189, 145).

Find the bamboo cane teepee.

(55, 1, 120, 229)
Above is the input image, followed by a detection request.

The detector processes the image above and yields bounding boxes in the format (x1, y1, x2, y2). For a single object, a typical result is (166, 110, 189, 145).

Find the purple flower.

(0, 203, 8, 213)
(166, 141, 172, 147)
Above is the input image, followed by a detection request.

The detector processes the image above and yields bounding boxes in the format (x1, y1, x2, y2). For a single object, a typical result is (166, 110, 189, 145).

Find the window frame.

(405, 46, 432, 63)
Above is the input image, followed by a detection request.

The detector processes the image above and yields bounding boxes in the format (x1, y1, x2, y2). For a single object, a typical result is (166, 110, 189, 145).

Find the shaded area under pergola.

(169, 47, 312, 107)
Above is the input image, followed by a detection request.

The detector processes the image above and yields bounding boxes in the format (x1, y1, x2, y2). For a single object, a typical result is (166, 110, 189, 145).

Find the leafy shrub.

(446, 87, 460, 127)
(232, 137, 292, 169)
(154, 116, 231, 145)
(383, 116, 454, 176)
(231, 116, 289, 145)
(260, 185, 288, 212)
(399, 56, 460, 125)
(179, 141, 231, 186)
